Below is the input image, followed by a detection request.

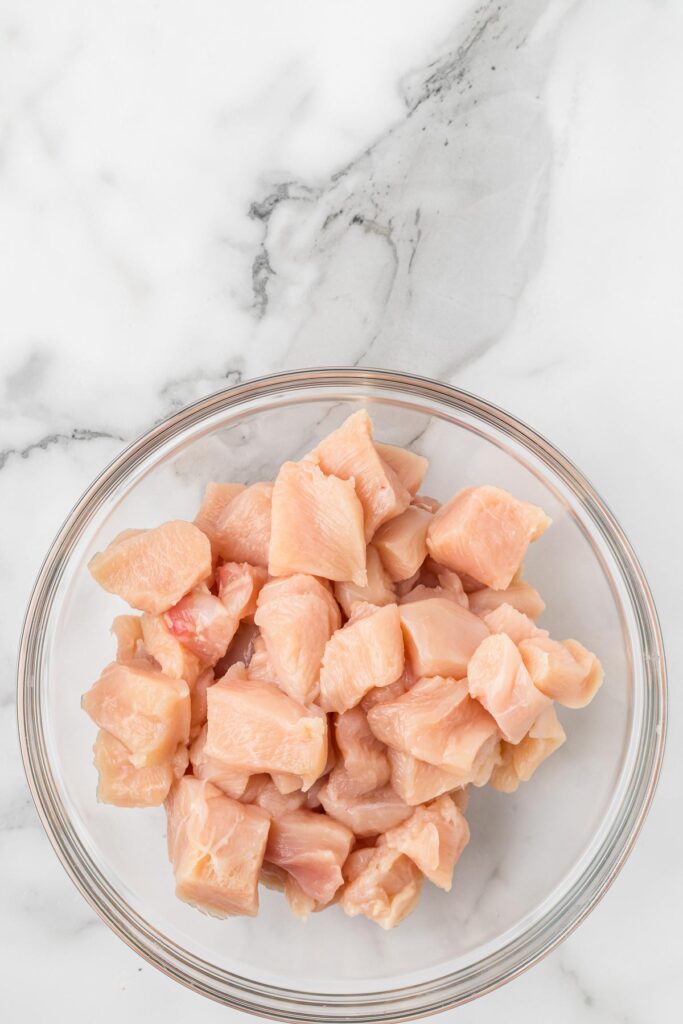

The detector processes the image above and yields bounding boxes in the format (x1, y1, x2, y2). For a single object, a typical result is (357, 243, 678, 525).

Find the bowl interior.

(37, 386, 641, 999)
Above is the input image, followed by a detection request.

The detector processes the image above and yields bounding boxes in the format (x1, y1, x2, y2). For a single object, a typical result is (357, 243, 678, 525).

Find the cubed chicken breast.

(111, 615, 144, 662)
(334, 545, 396, 618)
(319, 603, 404, 713)
(334, 706, 391, 797)
(519, 637, 604, 708)
(82, 662, 190, 767)
(373, 506, 432, 582)
(367, 676, 500, 779)
(427, 486, 551, 590)
(388, 749, 469, 806)
(319, 774, 412, 837)
(269, 460, 367, 585)
(189, 724, 253, 799)
(265, 809, 354, 905)
(254, 574, 341, 704)
(250, 778, 307, 816)
(491, 704, 566, 793)
(194, 482, 246, 555)
(381, 794, 469, 891)
(216, 562, 268, 622)
(165, 586, 239, 665)
(140, 612, 202, 686)
(309, 411, 411, 540)
(205, 669, 327, 789)
(468, 633, 551, 744)
(483, 602, 549, 645)
(166, 776, 270, 917)
(93, 729, 176, 807)
(374, 441, 428, 497)
(399, 598, 489, 679)
(213, 482, 273, 568)
(468, 580, 546, 619)
(340, 846, 423, 929)
(88, 520, 211, 614)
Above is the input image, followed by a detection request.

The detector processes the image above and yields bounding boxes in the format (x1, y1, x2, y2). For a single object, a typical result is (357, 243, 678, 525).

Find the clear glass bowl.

(18, 368, 666, 1021)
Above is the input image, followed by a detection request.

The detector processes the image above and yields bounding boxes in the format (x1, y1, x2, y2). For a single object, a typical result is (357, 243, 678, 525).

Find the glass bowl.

(18, 368, 666, 1021)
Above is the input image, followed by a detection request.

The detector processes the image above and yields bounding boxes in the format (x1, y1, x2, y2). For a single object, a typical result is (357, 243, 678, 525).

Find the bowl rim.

(17, 367, 667, 1021)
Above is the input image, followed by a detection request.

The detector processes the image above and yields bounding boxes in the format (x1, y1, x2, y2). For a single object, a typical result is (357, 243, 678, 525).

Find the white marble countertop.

(2, 0, 681, 1020)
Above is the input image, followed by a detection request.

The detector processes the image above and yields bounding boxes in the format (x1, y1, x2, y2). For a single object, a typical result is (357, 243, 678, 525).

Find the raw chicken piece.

(271, 771, 305, 795)
(216, 562, 268, 622)
(89, 520, 211, 614)
(334, 545, 396, 617)
(265, 809, 353, 905)
(381, 794, 469, 890)
(491, 705, 566, 792)
(519, 637, 603, 708)
(93, 729, 175, 807)
(251, 778, 307, 816)
(319, 603, 404, 713)
(247, 635, 279, 683)
(165, 586, 238, 665)
(360, 676, 408, 713)
(319, 775, 412, 837)
(111, 615, 143, 662)
(373, 506, 432, 582)
(399, 598, 489, 679)
(166, 776, 270, 917)
(483, 602, 549, 645)
(468, 633, 551, 744)
(172, 743, 190, 778)
(411, 495, 441, 513)
(194, 482, 245, 555)
(340, 846, 423, 929)
(310, 411, 411, 540)
(189, 667, 213, 738)
(367, 676, 500, 778)
(342, 846, 377, 882)
(205, 668, 327, 789)
(82, 662, 190, 767)
(213, 482, 273, 568)
(374, 441, 428, 497)
(140, 613, 202, 686)
(334, 706, 390, 796)
(189, 725, 252, 799)
(254, 574, 341, 704)
(269, 459, 367, 585)
(468, 580, 546, 619)
(427, 486, 551, 590)
(388, 749, 469, 806)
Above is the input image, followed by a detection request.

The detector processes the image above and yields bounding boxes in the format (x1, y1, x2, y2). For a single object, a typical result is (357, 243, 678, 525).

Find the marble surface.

(2, 0, 681, 1020)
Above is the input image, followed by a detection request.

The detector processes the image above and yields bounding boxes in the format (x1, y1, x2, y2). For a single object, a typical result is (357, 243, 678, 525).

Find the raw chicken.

(205, 668, 327, 789)
(189, 724, 252, 799)
(399, 598, 489, 679)
(265, 809, 353, 905)
(319, 603, 404, 713)
(213, 482, 273, 567)
(334, 545, 396, 617)
(189, 667, 213, 738)
(254, 574, 341, 704)
(468, 580, 546, 619)
(250, 778, 307, 816)
(140, 612, 202, 686)
(111, 615, 143, 662)
(374, 441, 428, 497)
(334, 706, 390, 796)
(340, 846, 423, 929)
(310, 411, 411, 539)
(491, 705, 566, 792)
(247, 636, 280, 683)
(194, 482, 245, 555)
(269, 460, 367, 585)
(381, 794, 469, 891)
(427, 486, 550, 590)
(468, 633, 551, 744)
(483, 602, 549, 645)
(166, 776, 270, 917)
(216, 562, 268, 622)
(93, 729, 176, 807)
(165, 586, 238, 665)
(388, 749, 469, 806)
(89, 520, 211, 614)
(367, 676, 500, 779)
(82, 661, 190, 767)
(519, 637, 603, 708)
(373, 506, 432, 582)
(319, 776, 413, 837)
